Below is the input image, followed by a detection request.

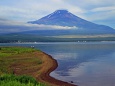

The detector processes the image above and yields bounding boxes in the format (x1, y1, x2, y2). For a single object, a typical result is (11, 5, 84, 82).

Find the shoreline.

(2, 47, 77, 86)
(37, 52, 77, 86)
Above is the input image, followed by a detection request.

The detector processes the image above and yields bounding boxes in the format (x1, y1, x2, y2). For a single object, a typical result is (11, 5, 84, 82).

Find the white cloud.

(36, 24, 77, 30)
(0, 0, 85, 21)
(65, 0, 115, 9)
(0, 5, 41, 21)
(86, 6, 115, 21)
(1, 21, 77, 30)
(91, 6, 115, 12)
(0, 19, 77, 33)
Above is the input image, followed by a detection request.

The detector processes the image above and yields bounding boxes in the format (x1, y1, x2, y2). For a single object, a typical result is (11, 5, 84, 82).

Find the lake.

(0, 42, 115, 86)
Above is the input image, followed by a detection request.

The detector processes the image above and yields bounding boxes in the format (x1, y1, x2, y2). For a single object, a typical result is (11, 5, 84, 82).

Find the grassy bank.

(0, 74, 46, 86)
(0, 47, 47, 86)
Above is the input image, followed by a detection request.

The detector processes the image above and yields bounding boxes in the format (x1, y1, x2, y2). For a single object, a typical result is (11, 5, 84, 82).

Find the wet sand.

(38, 52, 77, 86)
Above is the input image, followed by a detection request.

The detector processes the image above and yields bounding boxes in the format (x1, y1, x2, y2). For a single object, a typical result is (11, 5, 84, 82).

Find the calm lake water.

(0, 42, 115, 86)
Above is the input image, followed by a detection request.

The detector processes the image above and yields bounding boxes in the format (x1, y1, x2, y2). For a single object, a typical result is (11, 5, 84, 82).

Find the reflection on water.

(0, 42, 115, 86)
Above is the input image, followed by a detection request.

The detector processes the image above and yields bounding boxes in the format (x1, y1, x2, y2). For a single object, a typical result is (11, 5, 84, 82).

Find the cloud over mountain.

(0, 19, 77, 33)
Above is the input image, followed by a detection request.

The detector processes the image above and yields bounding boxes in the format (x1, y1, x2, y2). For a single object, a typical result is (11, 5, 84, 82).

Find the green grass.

(0, 47, 39, 74)
(0, 47, 36, 57)
(0, 52, 12, 57)
(0, 74, 46, 86)
(0, 47, 47, 86)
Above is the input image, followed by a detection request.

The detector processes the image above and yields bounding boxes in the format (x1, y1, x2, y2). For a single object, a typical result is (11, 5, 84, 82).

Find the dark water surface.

(0, 42, 115, 86)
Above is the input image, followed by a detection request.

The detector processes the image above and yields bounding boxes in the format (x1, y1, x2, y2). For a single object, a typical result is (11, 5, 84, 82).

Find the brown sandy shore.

(12, 50, 77, 86)
(38, 52, 77, 86)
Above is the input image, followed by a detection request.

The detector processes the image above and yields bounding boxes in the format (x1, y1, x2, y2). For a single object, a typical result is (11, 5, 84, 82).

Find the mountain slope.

(28, 10, 114, 31)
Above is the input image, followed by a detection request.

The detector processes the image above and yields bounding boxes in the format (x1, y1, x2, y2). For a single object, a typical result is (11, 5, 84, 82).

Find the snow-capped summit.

(46, 10, 68, 18)
(28, 9, 114, 32)
(54, 10, 69, 14)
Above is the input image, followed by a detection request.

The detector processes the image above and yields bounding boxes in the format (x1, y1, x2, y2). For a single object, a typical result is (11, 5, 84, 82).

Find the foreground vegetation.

(0, 74, 46, 86)
(0, 47, 47, 86)
(0, 47, 36, 57)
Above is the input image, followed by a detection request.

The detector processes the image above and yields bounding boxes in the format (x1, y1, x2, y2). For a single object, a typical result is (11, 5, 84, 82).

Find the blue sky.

(0, 0, 115, 29)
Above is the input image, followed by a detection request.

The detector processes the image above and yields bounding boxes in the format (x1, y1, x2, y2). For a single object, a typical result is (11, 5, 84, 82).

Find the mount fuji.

(28, 10, 114, 33)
